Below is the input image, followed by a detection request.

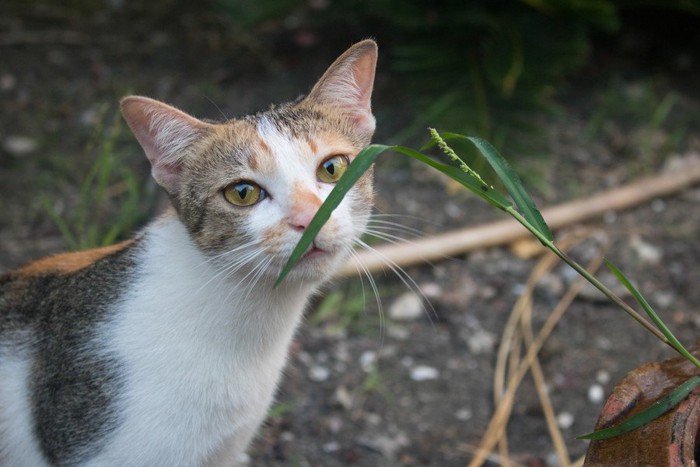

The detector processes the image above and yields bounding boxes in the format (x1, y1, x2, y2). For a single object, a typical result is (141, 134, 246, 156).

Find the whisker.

(366, 219, 425, 238)
(347, 247, 383, 317)
(370, 212, 443, 229)
(363, 228, 417, 246)
(353, 238, 438, 324)
(194, 245, 266, 297)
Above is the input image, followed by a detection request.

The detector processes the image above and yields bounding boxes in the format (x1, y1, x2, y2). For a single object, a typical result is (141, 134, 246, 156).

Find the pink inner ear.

(151, 162, 182, 195)
(307, 40, 378, 121)
(121, 96, 210, 195)
(350, 52, 376, 113)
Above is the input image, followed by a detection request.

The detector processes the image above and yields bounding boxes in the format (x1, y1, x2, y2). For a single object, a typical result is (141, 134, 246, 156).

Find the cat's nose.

(288, 210, 316, 231)
(287, 189, 322, 232)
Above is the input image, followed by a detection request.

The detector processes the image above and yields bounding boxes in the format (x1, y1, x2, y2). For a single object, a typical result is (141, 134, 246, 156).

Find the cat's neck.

(124, 210, 315, 358)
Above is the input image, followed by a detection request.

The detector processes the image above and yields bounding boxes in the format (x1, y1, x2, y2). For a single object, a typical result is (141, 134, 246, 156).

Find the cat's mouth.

(300, 243, 327, 261)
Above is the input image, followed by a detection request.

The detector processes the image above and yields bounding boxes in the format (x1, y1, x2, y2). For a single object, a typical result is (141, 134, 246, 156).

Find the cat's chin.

(275, 248, 347, 284)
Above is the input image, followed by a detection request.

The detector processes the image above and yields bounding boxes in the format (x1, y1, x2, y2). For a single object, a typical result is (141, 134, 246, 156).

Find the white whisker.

(346, 246, 384, 333)
(353, 238, 437, 324)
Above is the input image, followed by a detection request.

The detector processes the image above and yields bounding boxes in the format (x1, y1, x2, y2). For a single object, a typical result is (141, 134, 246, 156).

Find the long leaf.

(392, 145, 511, 210)
(577, 375, 700, 440)
(444, 133, 553, 242)
(605, 259, 700, 368)
(275, 144, 391, 285)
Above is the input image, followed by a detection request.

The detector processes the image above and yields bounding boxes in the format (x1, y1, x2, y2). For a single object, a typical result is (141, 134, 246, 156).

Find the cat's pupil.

(237, 186, 249, 199)
(325, 161, 336, 175)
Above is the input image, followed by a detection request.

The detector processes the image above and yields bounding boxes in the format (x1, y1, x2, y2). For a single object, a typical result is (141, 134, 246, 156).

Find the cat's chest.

(93, 221, 311, 465)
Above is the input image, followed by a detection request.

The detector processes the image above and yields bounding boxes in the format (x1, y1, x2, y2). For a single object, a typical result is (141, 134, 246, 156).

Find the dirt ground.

(2, 4, 700, 466)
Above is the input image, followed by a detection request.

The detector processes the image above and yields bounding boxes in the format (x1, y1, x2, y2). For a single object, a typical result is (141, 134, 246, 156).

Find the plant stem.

(506, 207, 672, 348)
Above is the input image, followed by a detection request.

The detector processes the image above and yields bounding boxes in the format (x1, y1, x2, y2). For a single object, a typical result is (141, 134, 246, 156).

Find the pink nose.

(287, 187, 322, 232)
(289, 209, 317, 231)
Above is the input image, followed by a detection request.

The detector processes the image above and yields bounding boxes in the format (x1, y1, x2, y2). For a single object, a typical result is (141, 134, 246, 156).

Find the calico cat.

(0, 39, 377, 466)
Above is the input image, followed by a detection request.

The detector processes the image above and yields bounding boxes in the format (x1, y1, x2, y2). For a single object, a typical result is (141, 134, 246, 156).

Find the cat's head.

(121, 40, 377, 283)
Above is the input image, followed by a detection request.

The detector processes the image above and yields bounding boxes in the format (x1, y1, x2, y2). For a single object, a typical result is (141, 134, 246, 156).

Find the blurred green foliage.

(216, 0, 697, 161)
(41, 106, 152, 250)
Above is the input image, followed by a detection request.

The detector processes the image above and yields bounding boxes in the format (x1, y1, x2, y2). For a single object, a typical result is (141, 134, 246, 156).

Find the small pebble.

(456, 408, 472, 421)
(651, 199, 666, 212)
(0, 73, 16, 91)
(556, 411, 575, 429)
(388, 292, 423, 321)
(3, 135, 38, 156)
(359, 350, 376, 372)
(387, 324, 410, 341)
(596, 369, 611, 385)
(466, 331, 496, 355)
(420, 282, 442, 298)
(334, 386, 353, 410)
(365, 412, 382, 425)
(308, 365, 330, 382)
(410, 365, 440, 381)
(630, 235, 662, 265)
(326, 416, 343, 434)
(400, 356, 414, 367)
(588, 384, 605, 404)
(322, 441, 340, 453)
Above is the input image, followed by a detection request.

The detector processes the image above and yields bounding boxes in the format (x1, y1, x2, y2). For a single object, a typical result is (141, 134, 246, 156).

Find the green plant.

(310, 284, 378, 335)
(42, 106, 149, 251)
(276, 129, 700, 441)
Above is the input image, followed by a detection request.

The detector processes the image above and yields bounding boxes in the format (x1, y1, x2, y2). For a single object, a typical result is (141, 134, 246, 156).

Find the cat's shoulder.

(12, 240, 136, 278)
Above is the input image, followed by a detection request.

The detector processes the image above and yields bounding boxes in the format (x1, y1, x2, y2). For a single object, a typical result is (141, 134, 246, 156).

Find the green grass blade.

(40, 194, 79, 251)
(391, 145, 511, 210)
(275, 144, 391, 286)
(605, 259, 700, 368)
(577, 375, 700, 440)
(443, 133, 553, 242)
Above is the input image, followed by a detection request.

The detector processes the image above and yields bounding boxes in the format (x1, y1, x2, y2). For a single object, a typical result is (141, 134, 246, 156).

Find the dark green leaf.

(577, 375, 700, 440)
(391, 145, 511, 210)
(605, 259, 700, 368)
(444, 133, 553, 242)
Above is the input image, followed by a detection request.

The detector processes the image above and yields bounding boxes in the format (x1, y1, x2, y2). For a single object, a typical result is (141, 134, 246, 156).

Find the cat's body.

(0, 40, 377, 466)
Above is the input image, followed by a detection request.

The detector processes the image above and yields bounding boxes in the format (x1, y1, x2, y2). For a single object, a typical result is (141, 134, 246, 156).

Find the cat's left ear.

(120, 96, 213, 195)
(306, 39, 378, 135)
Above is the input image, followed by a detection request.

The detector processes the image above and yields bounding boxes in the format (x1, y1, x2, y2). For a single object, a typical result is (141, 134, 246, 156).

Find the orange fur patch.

(18, 240, 134, 276)
(292, 182, 322, 212)
(307, 139, 318, 155)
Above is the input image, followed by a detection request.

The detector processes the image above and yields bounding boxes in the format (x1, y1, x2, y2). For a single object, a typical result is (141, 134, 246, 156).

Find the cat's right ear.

(306, 39, 378, 137)
(120, 96, 212, 194)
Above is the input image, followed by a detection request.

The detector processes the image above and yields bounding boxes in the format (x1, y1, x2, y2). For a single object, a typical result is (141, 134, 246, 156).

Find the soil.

(2, 4, 700, 466)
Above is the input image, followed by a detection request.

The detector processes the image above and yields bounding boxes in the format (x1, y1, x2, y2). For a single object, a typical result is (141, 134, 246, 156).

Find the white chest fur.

(92, 217, 313, 466)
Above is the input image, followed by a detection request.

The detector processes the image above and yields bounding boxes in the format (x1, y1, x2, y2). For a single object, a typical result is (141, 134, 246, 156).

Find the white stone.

(410, 365, 440, 381)
(308, 365, 330, 382)
(596, 369, 611, 384)
(322, 441, 340, 453)
(588, 384, 605, 404)
(3, 135, 37, 156)
(630, 235, 662, 265)
(466, 331, 496, 355)
(456, 408, 472, 421)
(388, 292, 424, 321)
(556, 411, 574, 429)
(359, 350, 376, 372)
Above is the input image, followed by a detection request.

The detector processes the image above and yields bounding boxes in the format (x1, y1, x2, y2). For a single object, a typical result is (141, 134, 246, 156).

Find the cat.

(0, 39, 377, 466)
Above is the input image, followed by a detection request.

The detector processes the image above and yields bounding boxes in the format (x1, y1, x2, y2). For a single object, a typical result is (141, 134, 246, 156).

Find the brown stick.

(336, 157, 700, 277)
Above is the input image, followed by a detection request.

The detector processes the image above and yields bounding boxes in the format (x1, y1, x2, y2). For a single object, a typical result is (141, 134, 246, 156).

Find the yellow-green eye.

(317, 155, 349, 183)
(223, 181, 263, 207)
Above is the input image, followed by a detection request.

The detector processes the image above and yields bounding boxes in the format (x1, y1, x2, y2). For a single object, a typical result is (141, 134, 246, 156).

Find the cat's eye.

(317, 155, 349, 183)
(223, 181, 264, 207)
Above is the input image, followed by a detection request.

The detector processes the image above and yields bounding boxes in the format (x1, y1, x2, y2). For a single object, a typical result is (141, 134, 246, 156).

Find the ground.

(2, 4, 700, 466)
